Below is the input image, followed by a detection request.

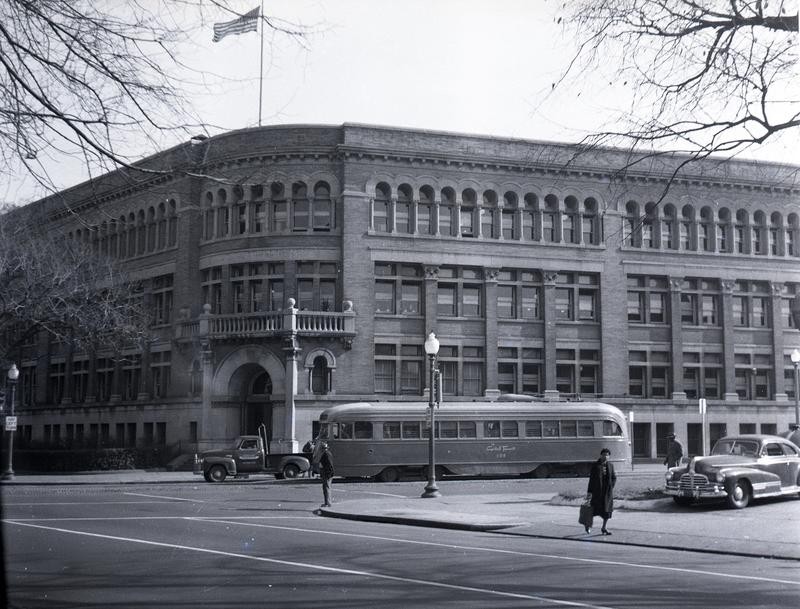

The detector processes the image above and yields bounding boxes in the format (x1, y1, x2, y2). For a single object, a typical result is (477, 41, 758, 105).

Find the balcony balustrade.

(175, 299, 356, 345)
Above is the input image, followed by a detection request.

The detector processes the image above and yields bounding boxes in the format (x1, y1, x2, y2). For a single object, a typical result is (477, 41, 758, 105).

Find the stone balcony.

(176, 299, 356, 347)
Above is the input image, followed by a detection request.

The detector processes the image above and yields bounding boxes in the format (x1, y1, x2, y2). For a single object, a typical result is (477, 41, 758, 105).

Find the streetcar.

(315, 399, 629, 481)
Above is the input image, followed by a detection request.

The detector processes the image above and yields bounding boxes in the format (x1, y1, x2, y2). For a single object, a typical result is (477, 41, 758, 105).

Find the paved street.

(3, 476, 799, 608)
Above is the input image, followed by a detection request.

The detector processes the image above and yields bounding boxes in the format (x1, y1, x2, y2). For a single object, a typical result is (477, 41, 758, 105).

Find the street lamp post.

(2, 364, 19, 481)
(421, 332, 441, 499)
(791, 349, 800, 428)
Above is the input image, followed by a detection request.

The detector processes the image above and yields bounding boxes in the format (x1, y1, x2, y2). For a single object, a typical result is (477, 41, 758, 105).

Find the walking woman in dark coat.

(586, 447, 616, 535)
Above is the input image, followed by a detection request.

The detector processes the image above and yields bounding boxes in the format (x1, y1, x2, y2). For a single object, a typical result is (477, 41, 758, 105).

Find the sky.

(3, 0, 796, 205)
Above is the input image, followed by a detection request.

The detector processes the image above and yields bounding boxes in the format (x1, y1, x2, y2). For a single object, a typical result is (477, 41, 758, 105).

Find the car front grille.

(678, 473, 710, 489)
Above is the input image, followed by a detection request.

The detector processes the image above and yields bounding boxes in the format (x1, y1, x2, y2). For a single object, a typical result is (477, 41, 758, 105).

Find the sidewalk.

(320, 491, 800, 561)
(2, 468, 798, 561)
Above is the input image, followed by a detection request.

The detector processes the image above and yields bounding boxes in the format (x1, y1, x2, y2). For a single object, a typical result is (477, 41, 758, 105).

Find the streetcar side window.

(501, 420, 519, 438)
(383, 422, 401, 439)
(484, 421, 501, 438)
(339, 422, 354, 439)
(354, 421, 373, 439)
(560, 420, 577, 437)
(439, 420, 458, 439)
(602, 420, 623, 436)
(577, 420, 595, 437)
(458, 421, 477, 438)
(402, 421, 421, 439)
(543, 420, 559, 437)
(525, 420, 542, 437)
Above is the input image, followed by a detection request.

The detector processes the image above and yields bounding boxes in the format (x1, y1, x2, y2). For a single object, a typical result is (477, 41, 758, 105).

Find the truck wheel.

(282, 463, 301, 479)
(726, 479, 751, 509)
(208, 464, 227, 483)
(203, 471, 212, 482)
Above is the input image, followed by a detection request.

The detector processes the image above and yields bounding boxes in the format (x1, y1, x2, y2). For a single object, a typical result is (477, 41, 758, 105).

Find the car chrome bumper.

(664, 483, 726, 499)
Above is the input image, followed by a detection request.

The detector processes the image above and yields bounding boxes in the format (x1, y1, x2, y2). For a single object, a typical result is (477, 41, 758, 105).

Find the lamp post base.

(421, 480, 440, 498)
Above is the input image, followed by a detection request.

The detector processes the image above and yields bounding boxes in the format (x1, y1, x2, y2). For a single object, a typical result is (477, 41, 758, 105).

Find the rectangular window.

(402, 422, 421, 439)
(502, 210, 515, 239)
(417, 204, 432, 235)
(484, 421, 501, 438)
(437, 284, 457, 317)
(458, 421, 477, 438)
(497, 285, 515, 318)
(272, 201, 287, 232)
(578, 290, 596, 320)
(460, 208, 474, 237)
(733, 296, 747, 326)
(521, 287, 540, 319)
(481, 208, 494, 238)
(293, 199, 310, 230)
(463, 361, 483, 395)
(462, 286, 481, 317)
(439, 420, 458, 439)
(681, 294, 697, 324)
(525, 420, 542, 437)
(701, 295, 717, 325)
(313, 199, 331, 231)
(439, 206, 452, 236)
(395, 202, 411, 234)
(501, 420, 519, 438)
(400, 283, 421, 315)
(383, 422, 401, 439)
(400, 360, 422, 395)
(555, 288, 573, 320)
(649, 293, 666, 323)
(374, 359, 395, 394)
(375, 281, 394, 314)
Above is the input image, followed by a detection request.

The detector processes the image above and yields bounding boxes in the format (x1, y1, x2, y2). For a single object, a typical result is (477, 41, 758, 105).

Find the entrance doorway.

(238, 367, 273, 437)
(632, 422, 651, 458)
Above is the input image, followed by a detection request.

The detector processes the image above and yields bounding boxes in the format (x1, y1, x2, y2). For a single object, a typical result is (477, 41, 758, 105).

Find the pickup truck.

(193, 435, 311, 482)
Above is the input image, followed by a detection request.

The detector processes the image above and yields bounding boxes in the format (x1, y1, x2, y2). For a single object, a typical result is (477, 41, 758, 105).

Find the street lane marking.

(123, 492, 206, 503)
(4, 520, 616, 609)
(3, 501, 186, 506)
(193, 518, 800, 587)
(4, 516, 315, 522)
(339, 489, 408, 498)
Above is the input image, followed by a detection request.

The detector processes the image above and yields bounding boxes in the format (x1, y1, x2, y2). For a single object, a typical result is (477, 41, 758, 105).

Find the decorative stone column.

(771, 282, 788, 402)
(543, 271, 559, 400)
(721, 280, 739, 401)
(669, 277, 687, 400)
(484, 268, 500, 398)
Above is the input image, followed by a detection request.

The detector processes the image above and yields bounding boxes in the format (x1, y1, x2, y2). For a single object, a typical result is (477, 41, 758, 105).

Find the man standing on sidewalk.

(314, 441, 335, 507)
(665, 433, 683, 468)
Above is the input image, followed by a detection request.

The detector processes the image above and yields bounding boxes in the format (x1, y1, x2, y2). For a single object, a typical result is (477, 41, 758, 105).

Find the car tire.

(282, 463, 301, 479)
(672, 496, 693, 506)
(378, 467, 400, 483)
(208, 464, 227, 483)
(203, 471, 212, 483)
(726, 479, 751, 509)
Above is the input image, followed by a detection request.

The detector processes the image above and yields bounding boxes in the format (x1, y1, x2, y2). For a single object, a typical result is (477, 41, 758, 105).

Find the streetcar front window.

(602, 420, 623, 436)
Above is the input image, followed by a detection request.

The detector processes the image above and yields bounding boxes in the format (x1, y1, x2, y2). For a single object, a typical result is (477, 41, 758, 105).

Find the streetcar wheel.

(535, 464, 551, 479)
(208, 465, 227, 483)
(726, 479, 751, 509)
(378, 467, 400, 483)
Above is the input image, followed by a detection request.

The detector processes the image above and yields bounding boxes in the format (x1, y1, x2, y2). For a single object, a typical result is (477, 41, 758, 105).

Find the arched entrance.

(229, 363, 273, 437)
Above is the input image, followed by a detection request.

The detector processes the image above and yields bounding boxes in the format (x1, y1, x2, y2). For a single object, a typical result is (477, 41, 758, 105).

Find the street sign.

(699, 398, 707, 414)
(5, 416, 17, 431)
(628, 410, 634, 423)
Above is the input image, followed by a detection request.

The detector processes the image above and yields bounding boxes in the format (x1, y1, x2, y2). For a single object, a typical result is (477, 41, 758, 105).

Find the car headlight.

(664, 471, 673, 482)
(714, 471, 725, 483)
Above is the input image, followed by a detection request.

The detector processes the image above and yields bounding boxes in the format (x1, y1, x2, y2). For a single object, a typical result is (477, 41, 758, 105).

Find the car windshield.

(711, 440, 759, 457)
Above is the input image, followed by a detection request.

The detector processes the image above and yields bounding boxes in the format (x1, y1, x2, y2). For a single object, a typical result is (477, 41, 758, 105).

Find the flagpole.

(258, 0, 265, 126)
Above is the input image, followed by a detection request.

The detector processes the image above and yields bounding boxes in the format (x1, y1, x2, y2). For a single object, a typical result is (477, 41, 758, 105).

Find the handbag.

(578, 501, 593, 527)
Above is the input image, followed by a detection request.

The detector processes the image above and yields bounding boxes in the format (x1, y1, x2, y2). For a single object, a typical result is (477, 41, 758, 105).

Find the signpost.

(4, 416, 17, 432)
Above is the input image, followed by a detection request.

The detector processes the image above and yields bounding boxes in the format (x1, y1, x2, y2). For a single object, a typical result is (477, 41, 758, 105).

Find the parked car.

(664, 434, 800, 509)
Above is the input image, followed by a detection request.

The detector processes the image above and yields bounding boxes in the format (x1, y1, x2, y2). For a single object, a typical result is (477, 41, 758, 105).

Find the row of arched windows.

(625, 202, 800, 256)
(68, 200, 178, 259)
(201, 181, 334, 240)
(371, 184, 603, 245)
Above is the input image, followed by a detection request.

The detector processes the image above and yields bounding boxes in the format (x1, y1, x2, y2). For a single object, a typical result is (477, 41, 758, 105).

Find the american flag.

(213, 6, 260, 43)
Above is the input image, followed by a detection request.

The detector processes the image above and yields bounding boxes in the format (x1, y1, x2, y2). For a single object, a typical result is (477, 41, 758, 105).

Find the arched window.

(418, 185, 435, 235)
(116, 218, 126, 258)
(216, 189, 229, 238)
(128, 212, 137, 256)
(146, 207, 157, 251)
(313, 182, 332, 231)
(271, 182, 287, 232)
(252, 371, 273, 396)
(735, 209, 748, 253)
(374, 183, 390, 232)
(662, 205, 677, 249)
(680, 205, 695, 251)
(543, 194, 559, 243)
(502, 192, 518, 240)
(563, 196, 579, 244)
(292, 182, 309, 231)
(523, 193, 539, 240)
(481, 190, 497, 238)
(699, 207, 714, 252)
(439, 187, 455, 236)
(769, 212, 782, 256)
(396, 184, 413, 234)
(787, 213, 799, 257)
(625, 201, 640, 247)
(157, 202, 167, 249)
(311, 356, 330, 394)
(99, 221, 109, 256)
(717, 208, 731, 252)
(583, 198, 599, 245)
(168, 200, 178, 246)
(137, 210, 147, 253)
(752, 211, 766, 255)
(460, 188, 477, 237)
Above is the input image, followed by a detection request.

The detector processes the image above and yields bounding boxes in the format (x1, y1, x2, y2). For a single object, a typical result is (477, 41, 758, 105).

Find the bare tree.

(0, 0, 310, 198)
(0, 205, 149, 364)
(555, 0, 798, 183)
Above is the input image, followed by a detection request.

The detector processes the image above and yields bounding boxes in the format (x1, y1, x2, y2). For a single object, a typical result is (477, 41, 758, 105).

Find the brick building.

(8, 124, 800, 460)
